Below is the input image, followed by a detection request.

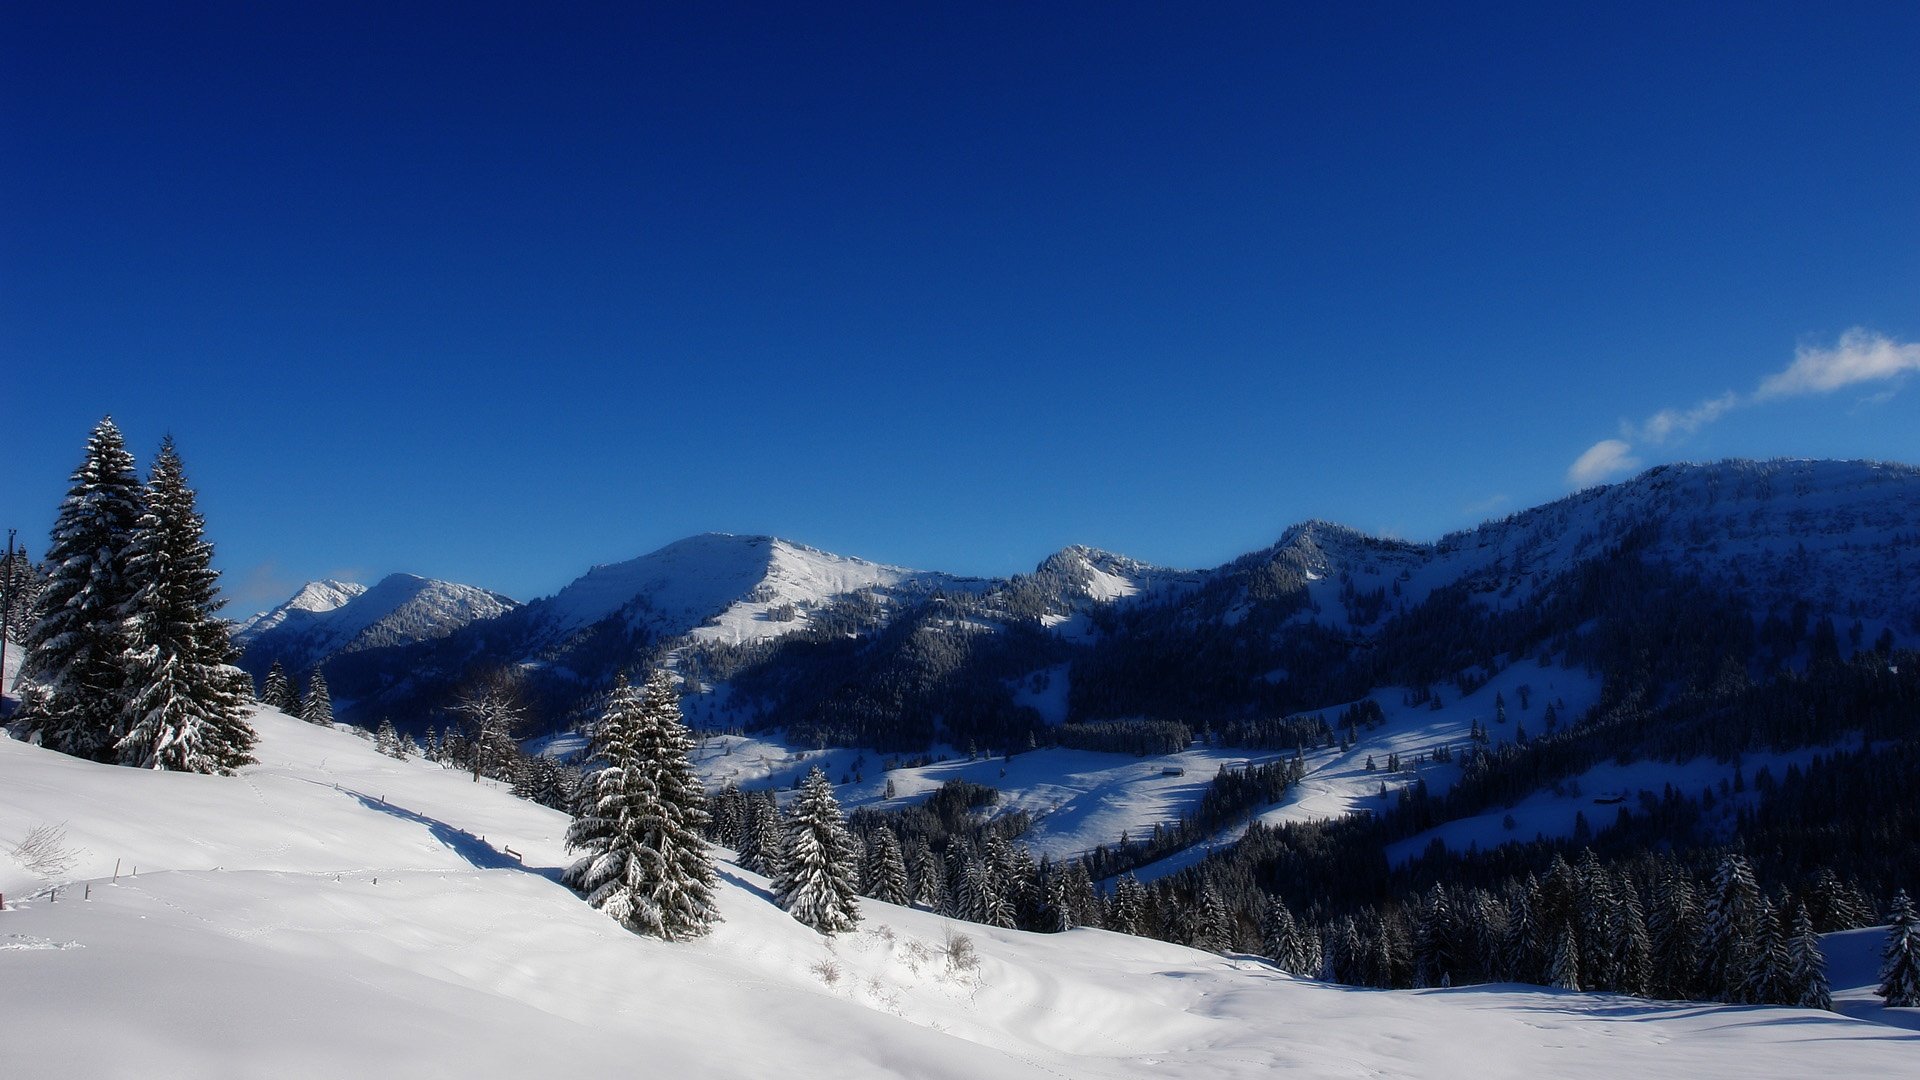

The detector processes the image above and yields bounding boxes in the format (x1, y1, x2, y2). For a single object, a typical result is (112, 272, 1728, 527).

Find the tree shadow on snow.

(334, 786, 564, 884)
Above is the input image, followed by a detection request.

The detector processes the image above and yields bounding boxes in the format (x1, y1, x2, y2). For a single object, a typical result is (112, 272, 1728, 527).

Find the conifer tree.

(908, 837, 944, 909)
(376, 718, 400, 757)
(1263, 896, 1307, 974)
(1786, 902, 1831, 1010)
(773, 767, 860, 934)
(1, 545, 47, 643)
(116, 439, 257, 773)
(260, 661, 294, 712)
(1700, 854, 1762, 1000)
(1648, 864, 1701, 999)
(302, 670, 335, 726)
(1738, 897, 1792, 1005)
(736, 790, 780, 875)
(861, 827, 910, 906)
(1499, 876, 1543, 983)
(1413, 883, 1455, 987)
(1549, 922, 1582, 991)
(1039, 867, 1074, 932)
(1110, 874, 1147, 936)
(1192, 883, 1233, 953)
(1879, 889, 1920, 1008)
(1608, 869, 1652, 998)
(562, 672, 720, 940)
(709, 780, 745, 848)
(19, 418, 145, 759)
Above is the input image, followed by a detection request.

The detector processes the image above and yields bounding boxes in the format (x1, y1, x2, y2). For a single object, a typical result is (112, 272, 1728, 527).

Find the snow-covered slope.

(1, 712, 1912, 1078)
(235, 573, 517, 673)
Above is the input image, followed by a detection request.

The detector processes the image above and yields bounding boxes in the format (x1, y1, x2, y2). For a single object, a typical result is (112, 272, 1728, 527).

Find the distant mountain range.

(237, 458, 1920, 744)
(235, 573, 517, 677)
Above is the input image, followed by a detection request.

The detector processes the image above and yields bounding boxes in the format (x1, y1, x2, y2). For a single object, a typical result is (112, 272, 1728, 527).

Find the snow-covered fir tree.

(709, 780, 744, 848)
(1737, 897, 1792, 1005)
(1647, 864, 1701, 999)
(260, 661, 295, 712)
(1413, 883, 1455, 987)
(1786, 901, 1831, 1011)
(1700, 853, 1762, 1000)
(115, 438, 257, 773)
(1549, 922, 1581, 991)
(1879, 889, 1920, 1008)
(1109, 873, 1147, 936)
(1499, 875, 1543, 984)
(736, 789, 781, 875)
(375, 717, 400, 757)
(1262, 896, 1311, 974)
(1, 545, 47, 642)
(772, 767, 861, 934)
(1191, 883, 1233, 954)
(562, 672, 720, 941)
(18, 418, 145, 760)
(301, 670, 335, 726)
(861, 827, 910, 906)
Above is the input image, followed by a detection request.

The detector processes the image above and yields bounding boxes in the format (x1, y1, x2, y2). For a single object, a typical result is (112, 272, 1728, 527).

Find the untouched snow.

(1, 709, 1913, 1077)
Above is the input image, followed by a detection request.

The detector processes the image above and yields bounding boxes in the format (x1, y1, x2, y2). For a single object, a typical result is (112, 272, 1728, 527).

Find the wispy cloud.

(1566, 328, 1920, 488)
(1755, 328, 1920, 400)
(1567, 439, 1641, 488)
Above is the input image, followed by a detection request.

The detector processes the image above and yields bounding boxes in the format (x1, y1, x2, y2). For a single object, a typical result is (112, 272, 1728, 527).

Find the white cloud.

(1632, 390, 1740, 444)
(1567, 439, 1641, 488)
(1566, 328, 1918, 487)
(1755, 328, 1920, 400)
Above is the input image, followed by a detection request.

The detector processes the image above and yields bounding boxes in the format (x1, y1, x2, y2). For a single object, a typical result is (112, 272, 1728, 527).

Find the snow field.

(1, 706, 1915, 1078)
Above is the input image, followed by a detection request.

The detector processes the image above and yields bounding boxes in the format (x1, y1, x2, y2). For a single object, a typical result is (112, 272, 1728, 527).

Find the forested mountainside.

(262, 459, 1919, 758)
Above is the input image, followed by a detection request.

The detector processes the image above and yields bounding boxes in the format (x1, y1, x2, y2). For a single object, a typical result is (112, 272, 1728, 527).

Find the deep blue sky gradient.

(4, 3, 1917, 607)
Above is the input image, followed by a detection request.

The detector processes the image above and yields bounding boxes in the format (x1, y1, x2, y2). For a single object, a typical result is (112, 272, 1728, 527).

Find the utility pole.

(0, 528, 15, 709)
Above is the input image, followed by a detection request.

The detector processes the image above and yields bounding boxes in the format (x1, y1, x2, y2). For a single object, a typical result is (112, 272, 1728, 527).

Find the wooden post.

(113, 858, 121, 883)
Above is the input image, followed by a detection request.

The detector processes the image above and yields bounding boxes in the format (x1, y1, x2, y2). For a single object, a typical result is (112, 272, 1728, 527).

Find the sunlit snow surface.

(1, 707, 1912, 1078)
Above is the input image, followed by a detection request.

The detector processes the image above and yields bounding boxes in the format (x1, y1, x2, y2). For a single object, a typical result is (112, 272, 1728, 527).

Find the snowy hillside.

(235, 573, 517, 674)
(2, 710, 1913, 1078)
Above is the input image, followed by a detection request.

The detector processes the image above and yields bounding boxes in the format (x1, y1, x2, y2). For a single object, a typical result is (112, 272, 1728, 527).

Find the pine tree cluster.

(15, 420, 255, 773)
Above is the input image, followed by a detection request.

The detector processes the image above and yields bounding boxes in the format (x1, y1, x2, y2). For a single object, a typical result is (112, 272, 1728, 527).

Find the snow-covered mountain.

(231, 578, 366, 641)
(524, 532, 976, 650)
(235, 573, 518, 675)
(295, 459, 1920, 742)
(1, 705, 1910, 1078)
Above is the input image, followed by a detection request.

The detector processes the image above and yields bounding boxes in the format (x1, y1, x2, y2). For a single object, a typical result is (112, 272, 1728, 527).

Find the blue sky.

(4, 3, 1917, 608)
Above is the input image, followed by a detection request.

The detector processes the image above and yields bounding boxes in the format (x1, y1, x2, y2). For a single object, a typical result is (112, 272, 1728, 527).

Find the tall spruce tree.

(1879, 889, 1920, 1008)
(861, 827, 911, 906)
(773, 767, 861, 934)
(116, 438, 256, 773)
(260, 661, 294, 712)
(1785, 902, 1832, 1011)
(19, 418, 145, 759)
(1700, 854, 1762, 1001)
(301, 670, 335, 726)
(562, 672, 720, 940)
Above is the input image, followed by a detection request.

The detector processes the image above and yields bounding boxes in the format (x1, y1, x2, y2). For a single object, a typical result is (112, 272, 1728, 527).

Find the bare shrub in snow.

(10, 822, 78, 877)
